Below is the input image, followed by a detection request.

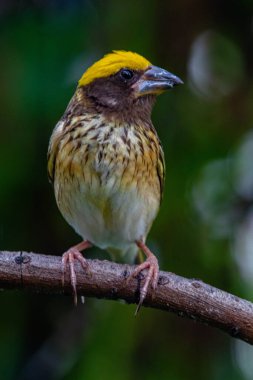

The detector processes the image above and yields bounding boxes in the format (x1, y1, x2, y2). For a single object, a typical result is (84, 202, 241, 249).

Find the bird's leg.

(128, 239, 159, 314)
(62, 240, 92, 305)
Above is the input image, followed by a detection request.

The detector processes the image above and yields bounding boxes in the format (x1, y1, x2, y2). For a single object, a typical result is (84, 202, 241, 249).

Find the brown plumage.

(47, 51, 182, 310)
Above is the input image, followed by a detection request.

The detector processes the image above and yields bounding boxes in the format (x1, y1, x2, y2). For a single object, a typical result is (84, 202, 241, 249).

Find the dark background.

(1, 0, 253, 379)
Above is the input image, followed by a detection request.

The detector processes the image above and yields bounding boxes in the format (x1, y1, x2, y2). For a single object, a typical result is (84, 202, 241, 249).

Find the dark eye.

(120, 69, 134, 81)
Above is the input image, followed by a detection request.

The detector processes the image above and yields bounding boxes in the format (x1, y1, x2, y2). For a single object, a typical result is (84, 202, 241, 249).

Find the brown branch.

(0, 250, 253, 344)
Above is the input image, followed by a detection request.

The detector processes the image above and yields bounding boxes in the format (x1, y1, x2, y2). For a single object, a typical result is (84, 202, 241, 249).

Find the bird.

(47, 50, 182, 311)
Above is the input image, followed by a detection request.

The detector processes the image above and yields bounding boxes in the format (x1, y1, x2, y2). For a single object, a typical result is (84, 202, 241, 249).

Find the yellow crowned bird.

(47, 50, 182, 310)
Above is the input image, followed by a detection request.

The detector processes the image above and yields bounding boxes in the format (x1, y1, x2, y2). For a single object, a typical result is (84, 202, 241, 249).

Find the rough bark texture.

(0, 250, 253, 344)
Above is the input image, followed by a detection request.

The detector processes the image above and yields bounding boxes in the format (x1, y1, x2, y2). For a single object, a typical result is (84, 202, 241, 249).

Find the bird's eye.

(120, 69, 134, 81)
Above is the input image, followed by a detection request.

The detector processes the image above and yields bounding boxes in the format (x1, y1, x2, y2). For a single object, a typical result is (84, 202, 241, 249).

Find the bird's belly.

(55, 168, 159, 259)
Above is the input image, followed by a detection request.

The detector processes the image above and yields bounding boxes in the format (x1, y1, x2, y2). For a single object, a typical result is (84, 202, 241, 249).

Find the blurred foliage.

(1, 0, 253, 379)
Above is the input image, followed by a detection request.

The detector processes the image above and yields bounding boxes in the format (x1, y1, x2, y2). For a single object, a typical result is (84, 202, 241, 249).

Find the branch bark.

(0, 250, 253, 344)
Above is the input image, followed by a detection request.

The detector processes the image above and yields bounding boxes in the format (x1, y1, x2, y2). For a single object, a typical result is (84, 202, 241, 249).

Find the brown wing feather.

(47, 121, 65, 183)
(157, 144, 165, 203)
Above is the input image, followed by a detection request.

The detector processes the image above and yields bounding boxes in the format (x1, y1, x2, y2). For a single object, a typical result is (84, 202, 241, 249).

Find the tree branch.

(0, 250, 253, 344)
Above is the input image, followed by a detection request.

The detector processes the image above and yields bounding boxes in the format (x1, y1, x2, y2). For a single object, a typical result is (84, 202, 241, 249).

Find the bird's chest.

(57, 122, 159, 194)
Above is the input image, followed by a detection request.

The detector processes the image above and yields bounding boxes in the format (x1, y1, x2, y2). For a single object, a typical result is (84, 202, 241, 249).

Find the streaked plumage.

(48, 50, 182, 309)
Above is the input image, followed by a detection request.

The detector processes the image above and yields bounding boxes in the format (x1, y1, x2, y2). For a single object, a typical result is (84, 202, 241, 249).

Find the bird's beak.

(133, 65, 183, 96)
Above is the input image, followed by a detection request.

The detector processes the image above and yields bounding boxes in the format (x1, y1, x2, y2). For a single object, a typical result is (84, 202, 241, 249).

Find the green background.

(1, 0, 253, 379)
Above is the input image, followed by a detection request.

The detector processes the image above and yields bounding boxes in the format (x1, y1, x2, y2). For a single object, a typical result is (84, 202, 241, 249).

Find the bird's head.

(78, 51, 183, 120)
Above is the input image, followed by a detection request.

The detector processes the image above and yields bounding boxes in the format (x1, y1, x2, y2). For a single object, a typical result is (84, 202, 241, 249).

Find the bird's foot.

(62, 240, 92, 305)
(128, 240, 159, 315)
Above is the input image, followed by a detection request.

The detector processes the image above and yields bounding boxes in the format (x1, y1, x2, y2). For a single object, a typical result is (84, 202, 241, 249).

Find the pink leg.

(62, 240, 92, 305)
(128, 240, 159, 314)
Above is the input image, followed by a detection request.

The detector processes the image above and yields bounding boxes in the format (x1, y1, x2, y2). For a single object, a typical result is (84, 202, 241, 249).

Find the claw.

(61, 240, 91, 305)
(128, 240, 159, 314)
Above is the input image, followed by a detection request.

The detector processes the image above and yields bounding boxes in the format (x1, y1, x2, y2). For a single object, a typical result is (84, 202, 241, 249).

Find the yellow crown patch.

(78, 50, 151, 87)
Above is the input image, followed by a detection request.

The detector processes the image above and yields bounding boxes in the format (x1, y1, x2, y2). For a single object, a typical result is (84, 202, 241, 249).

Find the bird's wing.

(47, 120, 65, 184)
(157, 145, 165, 203)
